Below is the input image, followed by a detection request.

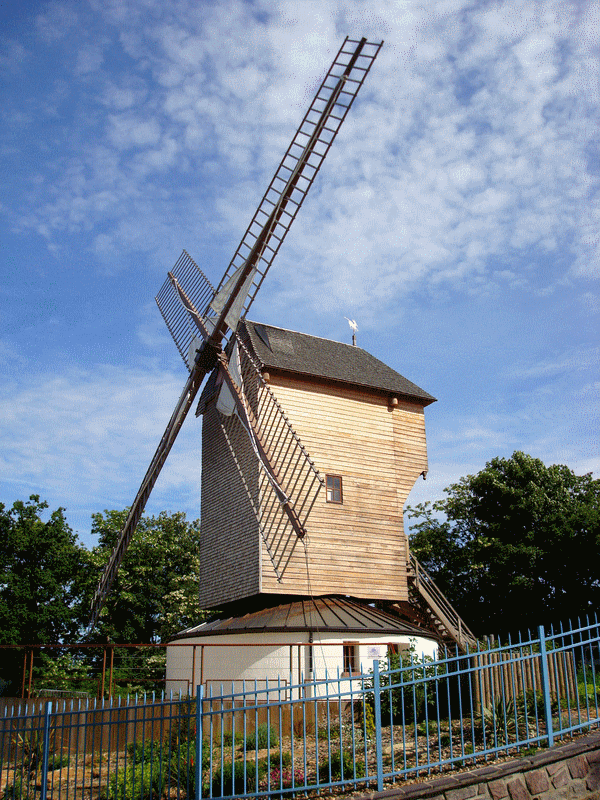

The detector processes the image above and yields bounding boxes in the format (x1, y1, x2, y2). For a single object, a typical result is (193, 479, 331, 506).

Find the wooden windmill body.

(198, 320, 434, 611)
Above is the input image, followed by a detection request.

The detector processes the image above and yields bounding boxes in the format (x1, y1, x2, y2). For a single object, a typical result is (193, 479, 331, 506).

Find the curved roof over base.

(171, 597, 436, 641)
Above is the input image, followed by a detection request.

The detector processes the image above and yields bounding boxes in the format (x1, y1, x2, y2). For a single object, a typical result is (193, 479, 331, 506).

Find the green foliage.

(408, 452, 600, 635)
(86, 509, 203, 645)
(107, 738, 196, 800)
(1, 775, 28, 800)
(481, 697, 524, 744)
(208, 758, 268, 796)
(356, 700, 376, 738)
(48, 752, 70, 770)
(36, 652, 95, 696)
(0, 496, 205, 697)
(0, 496, 90, 693)
(105, 754, 166, 800)
(318, 749, 363, 783)
(577, 664, 600, 701)
(82, 509, 204, 694)
(221, 730, 243, 747)
(374, 643, 443, 725)
(245, 723, 279, 750)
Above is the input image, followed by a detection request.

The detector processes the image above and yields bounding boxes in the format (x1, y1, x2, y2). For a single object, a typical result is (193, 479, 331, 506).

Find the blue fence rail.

(1, 617, 599, 799)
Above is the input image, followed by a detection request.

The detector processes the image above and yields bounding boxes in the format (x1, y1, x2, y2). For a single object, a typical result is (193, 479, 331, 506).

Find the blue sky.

(1, 0, 598, 548)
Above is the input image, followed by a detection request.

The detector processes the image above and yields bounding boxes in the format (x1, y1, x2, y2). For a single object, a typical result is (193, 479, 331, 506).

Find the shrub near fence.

(0, 617, 599, 800)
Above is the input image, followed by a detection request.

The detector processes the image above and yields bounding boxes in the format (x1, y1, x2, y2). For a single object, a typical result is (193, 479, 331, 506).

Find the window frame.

(325, 474, 343, 504)
(342, 641, 359, 676)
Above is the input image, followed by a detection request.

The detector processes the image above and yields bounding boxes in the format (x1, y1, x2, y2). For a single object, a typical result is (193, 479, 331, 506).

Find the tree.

(83, 509, 206, 694)
(87, 508, 204, 643)
(0, 499, 206, 696)
(408, 452, 600, 637)
(0, 496, 90, 693)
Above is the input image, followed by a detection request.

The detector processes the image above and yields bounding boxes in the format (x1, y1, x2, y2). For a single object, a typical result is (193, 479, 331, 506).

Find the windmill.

(89, 37, 384, 631)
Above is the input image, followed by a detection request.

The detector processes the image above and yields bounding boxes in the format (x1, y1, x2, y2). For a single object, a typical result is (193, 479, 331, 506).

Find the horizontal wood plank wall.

(393, 398, 428, 511)
(259, 375, 429, 602)
(199, 405, 261, 607)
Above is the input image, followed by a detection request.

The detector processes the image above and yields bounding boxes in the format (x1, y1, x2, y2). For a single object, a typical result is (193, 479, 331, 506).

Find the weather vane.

(345, 317, 358, 346)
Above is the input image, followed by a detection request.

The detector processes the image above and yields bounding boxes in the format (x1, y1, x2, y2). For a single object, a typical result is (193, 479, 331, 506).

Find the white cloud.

(74, 41, 106, 75)
(0, 363, 203, 542)
(5, 0, 596, 311)
(35, 3, 79, 43)
(107, 115, 162, 149)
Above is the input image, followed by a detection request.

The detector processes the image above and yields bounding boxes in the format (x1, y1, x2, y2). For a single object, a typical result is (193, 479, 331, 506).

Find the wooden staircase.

(388, 553, 477, 654)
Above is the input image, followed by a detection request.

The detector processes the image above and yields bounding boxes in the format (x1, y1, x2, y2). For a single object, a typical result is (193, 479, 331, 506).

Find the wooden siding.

(258, 375, 428, 602)
(199, 404, 261, 607)
(199, 371, 429, 607)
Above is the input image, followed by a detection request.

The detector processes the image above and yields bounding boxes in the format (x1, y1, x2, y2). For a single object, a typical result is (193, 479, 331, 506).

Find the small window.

(343, 642, 359, 675)
(326, 474, 343, 504)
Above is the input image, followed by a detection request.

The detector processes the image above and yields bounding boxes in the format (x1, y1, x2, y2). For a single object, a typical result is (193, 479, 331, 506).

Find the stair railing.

(408, 552, 477, 652)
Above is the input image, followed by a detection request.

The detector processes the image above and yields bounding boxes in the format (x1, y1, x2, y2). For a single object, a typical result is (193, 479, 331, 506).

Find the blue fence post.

(538, 626, 555, 748)
(39, 701, 52, 800)
(372, 660, 383, 792)
(195, 685, 203, 799)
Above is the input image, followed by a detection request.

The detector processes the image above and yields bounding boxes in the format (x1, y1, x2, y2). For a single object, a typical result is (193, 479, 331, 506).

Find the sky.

(1, 0, 598, 549)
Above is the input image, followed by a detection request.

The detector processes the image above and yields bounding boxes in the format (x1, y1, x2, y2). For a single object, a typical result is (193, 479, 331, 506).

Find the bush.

(1, 776, 29, 800)
(48, 752, 70, 770)
(318, 749, 364, 784)
(221, 730, 243, 747)
(245, 723, 279, 750)
(105, 760, 164, 800)
(577, 664, 600, 700)
(107, 738, 198, 800)
(371, 642, 443, 725)
(358, 701, 376, 739)
(261, 764, 305, 792)
(208, 758, 268, 796)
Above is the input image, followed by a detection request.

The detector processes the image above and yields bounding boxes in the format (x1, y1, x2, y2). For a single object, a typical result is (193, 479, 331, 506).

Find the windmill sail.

(210, 37, 383, 335)
(88, 36, 383, 632)
(215, 334, 324, 578)
(156, 250, 217, 371)
(88, 360, 210, 630)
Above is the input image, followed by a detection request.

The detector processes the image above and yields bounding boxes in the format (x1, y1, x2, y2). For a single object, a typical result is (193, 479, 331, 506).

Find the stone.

(568, 754, 588, 779)
(506, 777, 530, 800)
(447, 786, 480, 800)
(588, 765, 600, 791)
(489, 779, 509, 799)
(551, 767, 569, 788)
(524, 769, 550, 794)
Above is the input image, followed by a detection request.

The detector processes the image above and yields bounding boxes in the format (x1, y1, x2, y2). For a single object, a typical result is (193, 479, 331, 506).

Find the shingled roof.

(240, 320, 435, 405)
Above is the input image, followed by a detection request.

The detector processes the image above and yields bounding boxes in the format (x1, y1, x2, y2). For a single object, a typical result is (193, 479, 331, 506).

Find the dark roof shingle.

(241, 320, 435, 404)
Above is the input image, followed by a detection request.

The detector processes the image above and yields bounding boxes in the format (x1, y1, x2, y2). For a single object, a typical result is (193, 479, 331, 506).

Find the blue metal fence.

(1, 617, 599, 799)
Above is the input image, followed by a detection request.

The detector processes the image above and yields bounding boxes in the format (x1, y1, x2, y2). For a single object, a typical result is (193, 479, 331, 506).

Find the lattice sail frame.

(217, 334, 324, 579)
(156, 250, 216, 368)
(157, 37, 383, 369)
(215, 37, 383, 322)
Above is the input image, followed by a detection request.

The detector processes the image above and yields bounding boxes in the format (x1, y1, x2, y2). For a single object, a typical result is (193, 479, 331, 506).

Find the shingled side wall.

(355, 731, 600, 800)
